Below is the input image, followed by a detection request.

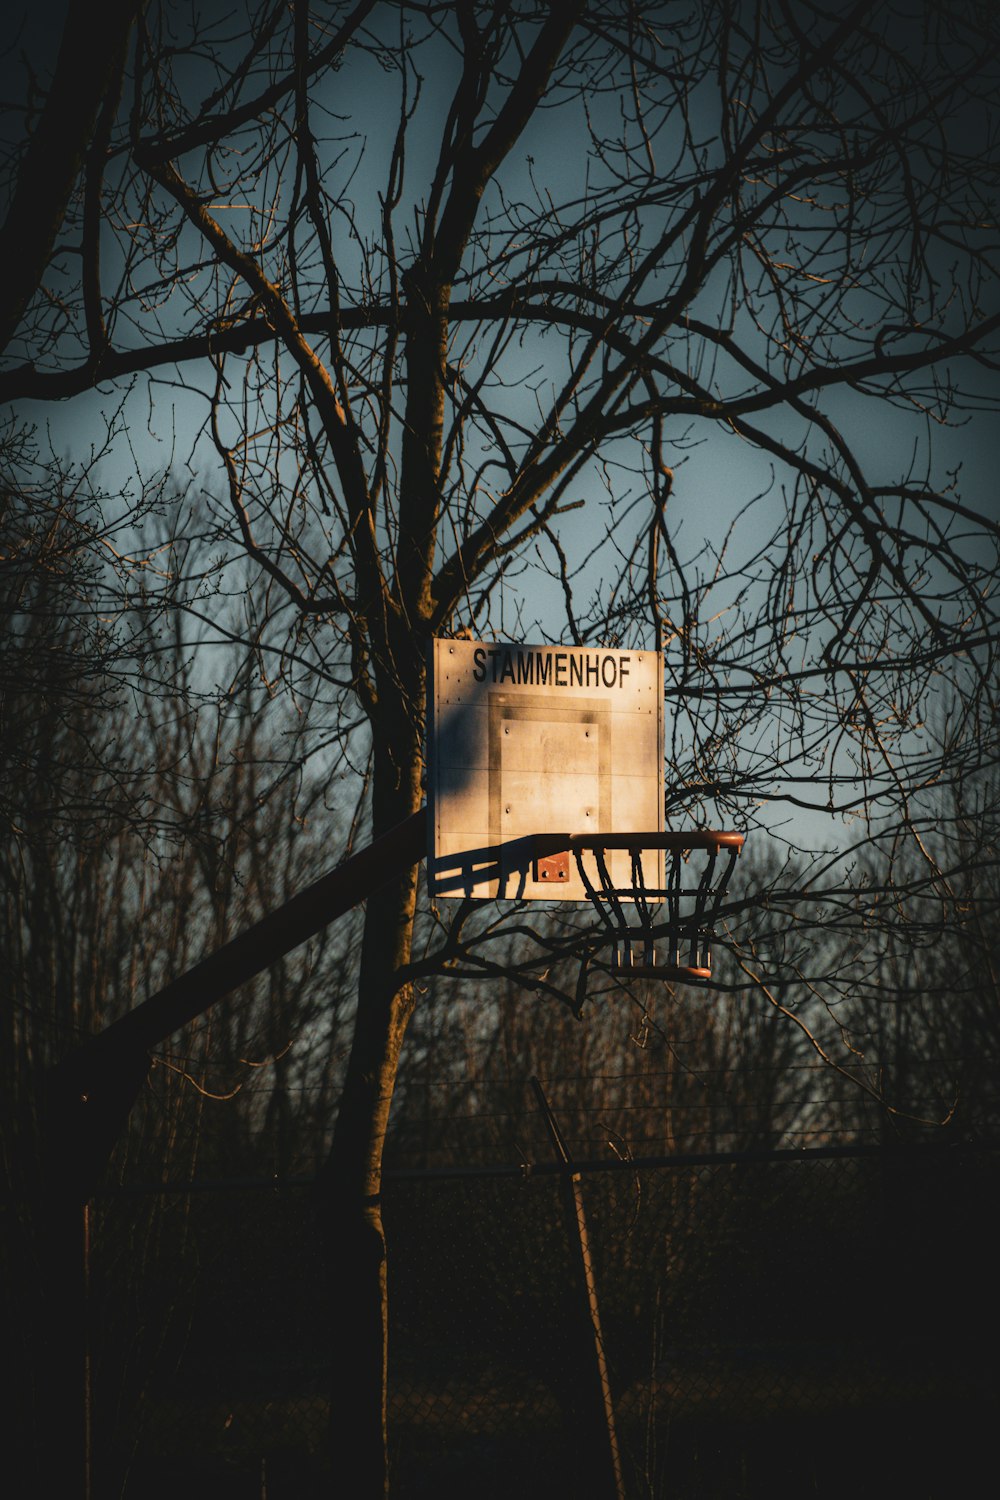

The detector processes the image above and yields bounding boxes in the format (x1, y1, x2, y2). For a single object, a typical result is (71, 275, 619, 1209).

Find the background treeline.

(1, 477, 356, 1189)
(4, 474, 997, 1200)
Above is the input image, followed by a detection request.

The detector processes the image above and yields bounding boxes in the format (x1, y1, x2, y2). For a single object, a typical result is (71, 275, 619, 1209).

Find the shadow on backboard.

(428, 833, 575, 901)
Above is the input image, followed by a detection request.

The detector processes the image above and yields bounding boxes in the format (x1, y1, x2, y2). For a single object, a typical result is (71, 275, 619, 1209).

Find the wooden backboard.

(427, 639, 664, 899)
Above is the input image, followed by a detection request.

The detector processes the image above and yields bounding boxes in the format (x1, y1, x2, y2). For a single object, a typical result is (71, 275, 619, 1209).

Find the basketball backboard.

(427, 638, 664, 900)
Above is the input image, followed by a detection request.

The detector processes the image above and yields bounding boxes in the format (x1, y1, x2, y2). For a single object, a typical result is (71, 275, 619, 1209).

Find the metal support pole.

(531, 1077, 625, 1500)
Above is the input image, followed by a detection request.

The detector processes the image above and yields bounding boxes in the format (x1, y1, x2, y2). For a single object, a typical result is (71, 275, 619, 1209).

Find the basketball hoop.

(565, 831, 745, 982)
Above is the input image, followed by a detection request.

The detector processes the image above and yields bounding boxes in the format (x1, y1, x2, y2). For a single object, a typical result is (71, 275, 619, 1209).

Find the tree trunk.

(319, 671, 424, 1497)
(0, 0, 139, 355)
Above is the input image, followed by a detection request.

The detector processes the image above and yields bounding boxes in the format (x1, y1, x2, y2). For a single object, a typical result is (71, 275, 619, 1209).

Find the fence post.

(33, 1186, 92, 1497)
(83, 1198, 92, 1500)
(531, 1077, 625, 1500)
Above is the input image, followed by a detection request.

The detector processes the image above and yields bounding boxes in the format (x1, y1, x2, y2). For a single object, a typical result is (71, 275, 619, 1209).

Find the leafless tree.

(1, 519, 362, 1487)
(1, 532, 355, 1185)
(3, 2, 999, 1490)
(0, 0, 142, 351)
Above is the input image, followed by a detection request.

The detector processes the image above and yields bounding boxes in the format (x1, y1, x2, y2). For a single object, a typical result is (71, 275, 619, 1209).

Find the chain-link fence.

(6, 1143, 997, 1498)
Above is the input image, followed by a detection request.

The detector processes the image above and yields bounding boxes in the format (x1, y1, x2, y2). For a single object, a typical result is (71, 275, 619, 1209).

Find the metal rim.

(562, 831, 745, 853)
(528, 831, 744, 860)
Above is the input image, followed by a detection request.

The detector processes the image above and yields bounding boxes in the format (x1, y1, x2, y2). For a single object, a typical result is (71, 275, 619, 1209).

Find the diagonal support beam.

(45, 809, 427, 1202)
